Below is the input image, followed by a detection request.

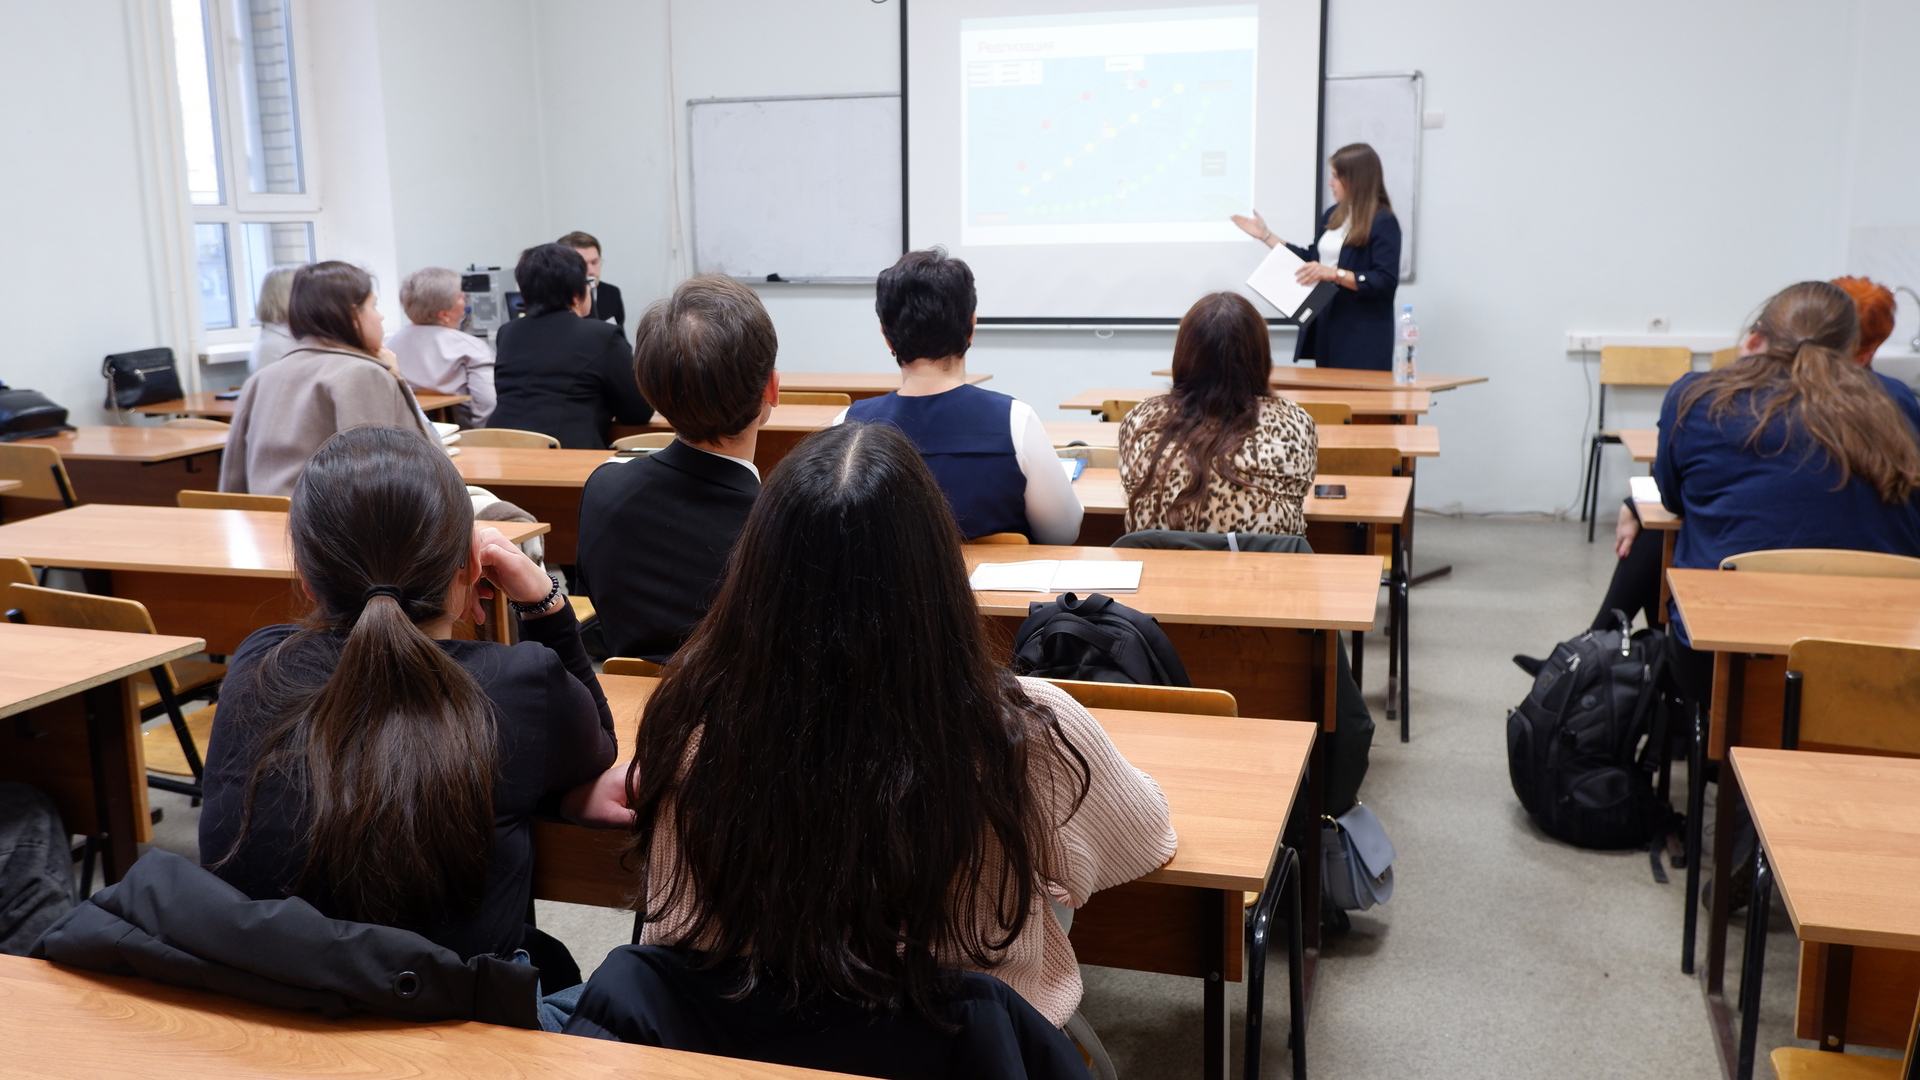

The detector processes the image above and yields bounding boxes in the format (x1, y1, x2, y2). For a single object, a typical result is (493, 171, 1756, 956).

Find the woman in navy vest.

(838, 249, 1083, 544)
(1232, 143, 1401, 371)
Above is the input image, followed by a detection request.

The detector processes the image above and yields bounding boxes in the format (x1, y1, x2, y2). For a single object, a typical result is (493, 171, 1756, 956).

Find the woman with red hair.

(1832, 276, 1897, 364)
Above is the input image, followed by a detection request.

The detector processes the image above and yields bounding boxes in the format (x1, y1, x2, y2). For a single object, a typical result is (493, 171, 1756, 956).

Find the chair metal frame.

(1579, 346, 1692, 541)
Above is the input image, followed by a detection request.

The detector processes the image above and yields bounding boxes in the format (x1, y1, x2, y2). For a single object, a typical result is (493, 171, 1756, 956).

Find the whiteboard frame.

(687, 92, 903, 284)
(1322, 70, 1423, 283)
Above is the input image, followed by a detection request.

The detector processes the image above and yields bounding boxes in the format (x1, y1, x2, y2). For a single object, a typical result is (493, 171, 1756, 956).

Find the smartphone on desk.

(1313, 483, 1347, 499)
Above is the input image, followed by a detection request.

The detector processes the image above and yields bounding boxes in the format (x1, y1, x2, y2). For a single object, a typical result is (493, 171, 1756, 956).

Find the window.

(170, 0, 319, 338)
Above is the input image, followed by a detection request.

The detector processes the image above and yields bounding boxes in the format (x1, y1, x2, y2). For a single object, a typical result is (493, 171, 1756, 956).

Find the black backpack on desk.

(0, 382, 73, 441)
(1011, 591, 1191, 687)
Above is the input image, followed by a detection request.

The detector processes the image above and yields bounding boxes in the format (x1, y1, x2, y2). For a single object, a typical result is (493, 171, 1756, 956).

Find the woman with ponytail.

(200, 425, 620, 972)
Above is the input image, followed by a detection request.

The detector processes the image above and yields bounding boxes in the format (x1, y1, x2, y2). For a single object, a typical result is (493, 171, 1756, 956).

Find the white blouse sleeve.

(1010, 400, 1083, 545)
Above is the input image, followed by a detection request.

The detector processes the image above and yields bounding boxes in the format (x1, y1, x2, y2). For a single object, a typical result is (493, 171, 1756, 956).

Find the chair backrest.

(1056, 445, 1119, 468)
(1043, 677, 1237, 716)
(1298, 401, 1352, 426)
(5, 583, 184, 692)
(1100, 398, 1144, 423)
(603, 657, 664, 677)
(177, 489, 290, 512)
(1708, 347, 1741, 370)
(611, 433, 676, 452)
(0, 444, 77, 505)
(1784, 639, 1920, 757)
(969, 532, 1030, 545)
(456, 428, 560, 449)
(161, 417, 231, 430)
(777, 391, 852, 407)
(0, 557, 33, 590)
(1719, 548, 1920, 578)
(1597, 346, 1692, 387)
(1315, 446, 1401, 476)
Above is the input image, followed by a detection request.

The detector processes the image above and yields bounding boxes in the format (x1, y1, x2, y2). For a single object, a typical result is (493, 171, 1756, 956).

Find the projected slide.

(960, 6, 1258, 246)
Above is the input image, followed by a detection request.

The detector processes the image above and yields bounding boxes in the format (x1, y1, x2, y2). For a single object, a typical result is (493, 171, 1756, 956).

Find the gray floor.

(136, 514, 1828, 1077)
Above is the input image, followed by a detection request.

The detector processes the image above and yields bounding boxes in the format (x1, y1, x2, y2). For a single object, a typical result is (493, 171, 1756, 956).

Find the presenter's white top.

(1316, 219, 1349, 266)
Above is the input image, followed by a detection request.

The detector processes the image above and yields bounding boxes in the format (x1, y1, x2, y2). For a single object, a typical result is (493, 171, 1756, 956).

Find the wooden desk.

(1060, 387, 1431, 420)
(1621, 428, 1659, 463)
(453, 447, 619, 564)
(621, 404, 844, 473)
(1316, 423, 1440, 458)
(5, 426, 228, 513)
(0, 954, 853, 1080)
(0, 624, 203, 882)
(133, 390, 470, 421)
(1148, 366, 1487, 393)
(0, 479, 18, 494)
(1046, 421, 1119, 449)
(777, 371, 991, 401)
(533, 674, 1316, 1080)
(1070, 468, 1411, 539)
(0, 505, 547, 654)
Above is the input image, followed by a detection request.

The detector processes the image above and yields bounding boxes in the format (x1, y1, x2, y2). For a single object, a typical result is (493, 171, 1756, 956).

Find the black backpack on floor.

(1011, 592, 1191, 687)
(1506, 612, 1679, 850)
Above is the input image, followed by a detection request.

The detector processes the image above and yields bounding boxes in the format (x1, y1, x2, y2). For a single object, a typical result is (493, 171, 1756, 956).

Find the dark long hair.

(215, 426, 498, 928)
(288, 261, 377, 354)
(1325, 143, 1391, 247)
(627, 422, 1089, 1023)
(1676, 280, 1920, 503)
(1126, 292, 1276, 530)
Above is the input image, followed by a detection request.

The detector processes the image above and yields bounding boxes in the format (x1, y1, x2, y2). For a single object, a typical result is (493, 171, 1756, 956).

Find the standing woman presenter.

(1232, 142, 1401, 371)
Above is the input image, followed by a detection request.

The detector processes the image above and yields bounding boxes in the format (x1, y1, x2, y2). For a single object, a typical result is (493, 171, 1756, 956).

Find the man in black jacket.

(488, 243, 652, 449)
(560, 230, 625, 331)
(576, 274, 779, 662)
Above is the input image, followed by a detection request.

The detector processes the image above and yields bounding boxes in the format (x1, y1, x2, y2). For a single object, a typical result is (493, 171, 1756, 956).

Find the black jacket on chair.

(565, 945, 1088, 1080)
(575, 440, 759, 662)
(1286, 207, 1402, 371)
(489, 310, 652, 449)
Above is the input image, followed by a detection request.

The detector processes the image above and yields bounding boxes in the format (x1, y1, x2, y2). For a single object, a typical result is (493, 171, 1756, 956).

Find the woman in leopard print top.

(1118, 293, 1317, 536)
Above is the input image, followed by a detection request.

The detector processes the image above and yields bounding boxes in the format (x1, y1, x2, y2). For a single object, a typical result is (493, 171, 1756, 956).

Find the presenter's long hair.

(1127, 292, 1277, 530)
(1327, 142, 1391, 247)
(626, 422, 1089, 1025)
(213, 426, 498, 929)
(1675, 280, 1920, 503)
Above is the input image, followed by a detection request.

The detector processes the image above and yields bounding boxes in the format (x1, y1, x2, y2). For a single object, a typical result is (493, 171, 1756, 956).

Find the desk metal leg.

(1394, 522, 1410, 741)
(1203, 888, 1228, 1080)
(1242, 847, 1306, 1080)
(1683, 704, 1706, 974)
(82, 681, 138, 884)
(1735, 849, 1773, 1080)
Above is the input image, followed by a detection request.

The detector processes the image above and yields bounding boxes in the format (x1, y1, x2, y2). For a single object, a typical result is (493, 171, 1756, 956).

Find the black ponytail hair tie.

(362, 585, 405, 606)
(1794, 337, 1819, 351)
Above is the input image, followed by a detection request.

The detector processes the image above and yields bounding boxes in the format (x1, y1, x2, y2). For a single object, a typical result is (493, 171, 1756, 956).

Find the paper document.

(968, 559, 1143, 594)
(1629, 476, 1661, 504)
(1059, 457, 1085, 482)
(1245, 243, 1338, 323)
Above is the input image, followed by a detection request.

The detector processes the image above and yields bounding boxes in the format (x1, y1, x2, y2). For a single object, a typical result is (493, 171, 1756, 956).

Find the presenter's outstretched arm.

(1231, 211, 1282, 249)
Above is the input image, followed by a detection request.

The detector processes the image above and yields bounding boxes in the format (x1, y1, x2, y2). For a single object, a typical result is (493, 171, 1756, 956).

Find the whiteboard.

(689, 94, 903, 282)
(1322, 73, 1422, 282)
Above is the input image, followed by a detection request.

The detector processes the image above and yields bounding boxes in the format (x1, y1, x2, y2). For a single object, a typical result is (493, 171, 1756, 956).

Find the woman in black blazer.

(1233, 143, 1402, 371)
(489, 243, 652, 448)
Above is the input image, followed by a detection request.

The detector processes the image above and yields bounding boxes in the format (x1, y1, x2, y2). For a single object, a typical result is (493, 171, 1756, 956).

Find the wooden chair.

(1043, 678, 1237, 716)
(5, 584, 221, 800)
(1099, 398, 1144, 423)
(1300, 401, 1352, 426)
(969, 532, 1029, 545)
(1737, 640, 1920, 1071)
(160, 417, 230, 430)
(611, 433, 676, 452)
(1710, 347, 1742, 370)
(0, 443, 77, 508)
(1057, 445, 1119, 469)
(1720, 549, 1920, 578)
(1581, 346, 1693, 541)
(603, 657, 664, 677)
(777, 391, 852, 407)
(1, 557, 33, 589)
(455, 428, 560, 449)
(1770, 989, 1920, 1079)
(176, 490, 290, 512)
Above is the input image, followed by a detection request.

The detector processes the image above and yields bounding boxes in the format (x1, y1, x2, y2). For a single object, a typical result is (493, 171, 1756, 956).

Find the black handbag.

(0, 382, 74, 442)
(102, 347, 183, 409)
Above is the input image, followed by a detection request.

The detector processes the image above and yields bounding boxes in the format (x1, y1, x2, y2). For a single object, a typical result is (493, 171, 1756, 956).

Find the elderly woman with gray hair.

(247, 267, 300, 373)
(388, 266, 497, 428)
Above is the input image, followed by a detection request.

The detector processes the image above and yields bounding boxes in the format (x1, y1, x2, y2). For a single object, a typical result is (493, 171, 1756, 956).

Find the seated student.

(200, 426, 620, 983)
(220, 262, 439, 496)
(388, 266, 497, 429)
(1118, 292, 1317, 535)
(576, 275, 776, 662)
(565, 423, 1176, 1056)
(838, 249, 1082, 544)
(247, 266, 299, 374)
(488, 243, 653, 449)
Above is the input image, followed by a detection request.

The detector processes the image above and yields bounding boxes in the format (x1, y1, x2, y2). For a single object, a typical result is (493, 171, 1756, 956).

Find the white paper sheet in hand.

(1245, 242, 1316, 319)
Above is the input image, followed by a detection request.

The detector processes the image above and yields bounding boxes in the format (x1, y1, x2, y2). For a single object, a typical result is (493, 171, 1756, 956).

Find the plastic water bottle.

(1394, 306, 1418, 385)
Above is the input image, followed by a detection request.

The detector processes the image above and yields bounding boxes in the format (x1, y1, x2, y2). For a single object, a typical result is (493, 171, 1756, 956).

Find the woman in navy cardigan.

(1233, 143, 1401, 371)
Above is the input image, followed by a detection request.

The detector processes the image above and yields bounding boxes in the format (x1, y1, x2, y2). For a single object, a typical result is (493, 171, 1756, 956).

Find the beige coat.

(219, 344, 438, 496)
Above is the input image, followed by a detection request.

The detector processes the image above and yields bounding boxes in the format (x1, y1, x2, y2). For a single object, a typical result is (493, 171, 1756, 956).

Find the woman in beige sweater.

(220, 262, 437, 496)
(568, 421, 1175, 1041)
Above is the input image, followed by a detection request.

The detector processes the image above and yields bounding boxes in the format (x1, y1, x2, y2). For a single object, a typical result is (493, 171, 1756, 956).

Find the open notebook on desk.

(969, 560, 1143, 594)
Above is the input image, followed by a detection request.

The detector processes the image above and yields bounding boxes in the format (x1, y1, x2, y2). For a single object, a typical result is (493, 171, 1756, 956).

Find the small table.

(616, 404, 845, 473)
(1621, 428, 1659, 463)
(0, 505, 548, 653)
(134, 390, 471, 422)
(1149, 366, 1488, 393)
(0, 953, 856, 1080)
(777, 371, 992, 401)
(6, 426, 229, 510)
(1060, 387, 1431, 421)
(0, 623, 203, 882)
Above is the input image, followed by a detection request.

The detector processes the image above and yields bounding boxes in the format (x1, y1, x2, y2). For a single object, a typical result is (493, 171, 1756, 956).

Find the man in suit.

(575, 274, 779, 662)
(559, 230, 624, 331)
(488, 243, 651, 449)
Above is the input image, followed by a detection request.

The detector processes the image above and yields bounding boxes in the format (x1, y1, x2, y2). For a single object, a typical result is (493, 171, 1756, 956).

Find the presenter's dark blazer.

(575, 439, 760, 662)
(1286, 207, 1401, 371)
(589, 281, 625, 330)
(489, 310, 652, 449)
